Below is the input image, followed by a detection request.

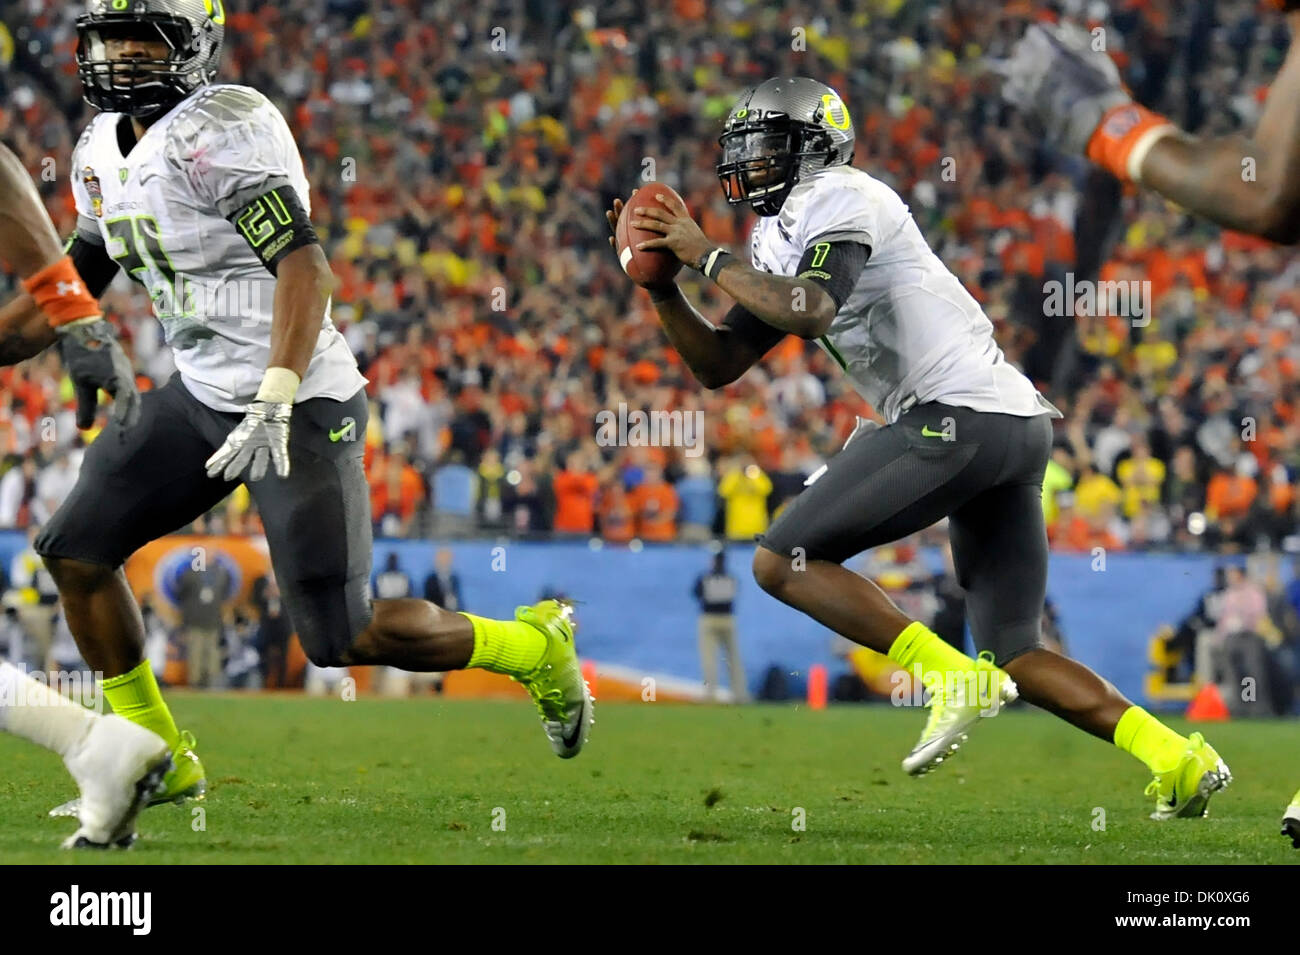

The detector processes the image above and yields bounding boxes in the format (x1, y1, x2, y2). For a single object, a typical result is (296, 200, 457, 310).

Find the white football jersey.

(70, 84, 365, 412)
(749, 165, 1059, 424)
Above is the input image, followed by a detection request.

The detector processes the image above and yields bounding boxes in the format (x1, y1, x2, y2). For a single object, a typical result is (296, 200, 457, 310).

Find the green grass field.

(1, 694, 1296, 864)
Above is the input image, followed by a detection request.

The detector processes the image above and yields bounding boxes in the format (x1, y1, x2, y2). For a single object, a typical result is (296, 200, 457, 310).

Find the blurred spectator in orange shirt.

(1206, 457, 1259, 522)
(599, 482, 634, 543)
(553, 449, 599, 535)
(1049, 494, 1124, 553)
(629, 463, 679, 541)
(371, 446, 425, 537)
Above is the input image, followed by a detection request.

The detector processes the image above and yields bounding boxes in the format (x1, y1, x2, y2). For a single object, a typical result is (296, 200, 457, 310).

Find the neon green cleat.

(150, 730, 206, 805)
(1282, 788, 1300, 848)
(902, 651, 1017, 776)
(513, 600, 593, 758)
(50, 729, 206, 819)
(1145, 732, 1231, 820)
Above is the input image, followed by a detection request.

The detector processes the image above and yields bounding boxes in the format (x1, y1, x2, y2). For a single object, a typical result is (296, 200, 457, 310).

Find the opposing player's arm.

(0, 144, 125, 376)
(0, 144, 64, 276)
(1001, 13, 1300, 243)
(1139, 12, 1300, 242)
(0, 295, 57, 365)
(0, 145, 65, 363)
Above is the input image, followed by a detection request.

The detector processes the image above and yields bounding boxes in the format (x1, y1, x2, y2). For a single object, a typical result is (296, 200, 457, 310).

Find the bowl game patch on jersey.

(81, 166, 103, 218)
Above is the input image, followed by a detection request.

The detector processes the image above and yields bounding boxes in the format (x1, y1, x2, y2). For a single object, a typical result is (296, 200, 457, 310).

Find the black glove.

(56, 318, 141, 430)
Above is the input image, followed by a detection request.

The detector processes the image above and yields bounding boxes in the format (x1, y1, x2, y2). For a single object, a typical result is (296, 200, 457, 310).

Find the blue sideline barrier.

(0, 531, 1232, 704)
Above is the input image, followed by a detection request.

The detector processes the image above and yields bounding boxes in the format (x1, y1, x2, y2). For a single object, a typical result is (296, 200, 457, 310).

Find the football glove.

(205, 400, 292, 482)
(996, 22, 1174, 182)
(56, 317, 141, 430)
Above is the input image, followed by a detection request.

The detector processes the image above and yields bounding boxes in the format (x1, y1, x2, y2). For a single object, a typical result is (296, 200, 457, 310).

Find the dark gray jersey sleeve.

(796, 240, 870, 309)
(65, 231, 119, 299)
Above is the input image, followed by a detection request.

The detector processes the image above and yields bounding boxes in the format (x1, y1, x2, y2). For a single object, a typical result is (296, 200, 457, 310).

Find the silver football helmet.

(76, 0, 225, 117)
(716, 77, 856, 216)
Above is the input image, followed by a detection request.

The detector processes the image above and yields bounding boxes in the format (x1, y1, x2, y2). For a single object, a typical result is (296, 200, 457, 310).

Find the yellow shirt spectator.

(1074, 469, 1123, 519)
(1116, 454, 1166, 518)
(717, 465, 772, 540)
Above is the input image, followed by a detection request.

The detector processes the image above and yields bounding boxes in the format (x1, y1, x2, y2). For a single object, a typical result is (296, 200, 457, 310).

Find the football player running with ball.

(998, 5, 1299, 842)
(607, 77, 1229, 819)
(0, 0, 592, 822)
(0, 142, 170, 849)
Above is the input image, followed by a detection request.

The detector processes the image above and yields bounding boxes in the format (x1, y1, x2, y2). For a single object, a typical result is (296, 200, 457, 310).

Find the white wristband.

(1127, 123, 1176, 185)
(256, 366, 301, 404)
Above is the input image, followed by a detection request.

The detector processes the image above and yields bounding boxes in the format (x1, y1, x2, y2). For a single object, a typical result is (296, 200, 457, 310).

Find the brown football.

(615, 184, 687, 288)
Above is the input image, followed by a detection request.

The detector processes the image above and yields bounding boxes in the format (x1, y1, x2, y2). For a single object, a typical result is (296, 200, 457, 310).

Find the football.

(615, 184, 687, 288)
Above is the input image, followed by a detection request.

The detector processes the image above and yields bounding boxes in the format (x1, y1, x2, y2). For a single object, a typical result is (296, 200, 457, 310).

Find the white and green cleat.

(59, 714, 173, 849)
(1146, 732, 1231, 820)
(514, 600, 594, 758)
(1281, 788, 1300, 847)
(52, 728, 205, 822)
(902, 652, 1018, 776)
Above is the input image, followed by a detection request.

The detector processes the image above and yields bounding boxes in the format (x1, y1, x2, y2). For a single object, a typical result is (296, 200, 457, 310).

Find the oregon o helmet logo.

(821, 93, 851, 130)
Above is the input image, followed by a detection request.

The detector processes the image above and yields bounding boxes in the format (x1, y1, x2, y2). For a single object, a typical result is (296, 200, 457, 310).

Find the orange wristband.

(19, 255, 100, 328)
(1085, 102, 1175, 184)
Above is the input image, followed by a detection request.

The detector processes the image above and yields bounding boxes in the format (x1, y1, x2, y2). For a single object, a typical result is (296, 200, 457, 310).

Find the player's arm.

(648, 238, 867, 387)
(266, 243, 333, 381)
(206, 184, 328, 482)
(1138, 12, 1300, 241)
(0, 144, 65, 363)
(0, 144, 138, 426)
(0, 144, 64, 277)
(643, 285, 777, 389)
(713, 240, 868, 339)
(1000, 14, 1300, 242)
(605, 197, 770, 388)
(631, 191, 847, 338)
(0, 295, 57, 365)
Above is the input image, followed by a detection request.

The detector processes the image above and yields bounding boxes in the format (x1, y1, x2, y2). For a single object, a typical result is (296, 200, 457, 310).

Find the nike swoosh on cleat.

(562, 695, 589, 750)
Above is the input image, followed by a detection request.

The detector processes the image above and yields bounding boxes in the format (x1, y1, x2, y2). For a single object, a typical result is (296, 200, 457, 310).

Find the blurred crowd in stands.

(0, 0, 1298, 555)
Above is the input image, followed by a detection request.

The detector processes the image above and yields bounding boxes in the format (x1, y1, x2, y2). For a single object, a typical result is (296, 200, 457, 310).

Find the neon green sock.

(461, 613, 547, 677)
(1114, 705, 1187, 775)
(101, 661, 179, 749)
(887, 621, 976, 684)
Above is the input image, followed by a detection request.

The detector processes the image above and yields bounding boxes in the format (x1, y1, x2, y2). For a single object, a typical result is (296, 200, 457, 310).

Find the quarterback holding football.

(608, 77, 1229, 818)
